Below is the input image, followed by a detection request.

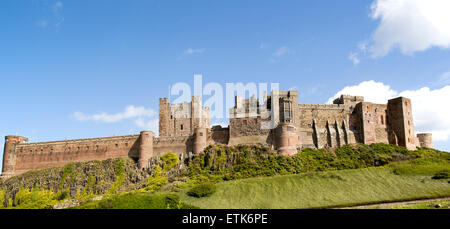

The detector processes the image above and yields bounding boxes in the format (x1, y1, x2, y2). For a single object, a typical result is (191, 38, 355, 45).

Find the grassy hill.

(1, 143, 449, 209)
(180, 167, 450, 209)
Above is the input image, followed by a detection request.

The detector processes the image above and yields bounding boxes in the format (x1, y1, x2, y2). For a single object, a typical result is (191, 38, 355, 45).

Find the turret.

(138, 131, 154, 169)
(193, 127, 207, 155)
(417, 133, 433, 149)
(275, 123, 299, 156)
(1, 136, 28, 179)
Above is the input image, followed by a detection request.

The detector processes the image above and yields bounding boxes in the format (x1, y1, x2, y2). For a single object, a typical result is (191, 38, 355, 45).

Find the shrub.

(145, 165, 168, 192)
(0, 188, 5, 209)
(432, 170, 450, 180)
(187, 183, 216, 198)
(161, 152, 179, 172)
(75, 192, 198, 209)
(13, 186, 58, 209)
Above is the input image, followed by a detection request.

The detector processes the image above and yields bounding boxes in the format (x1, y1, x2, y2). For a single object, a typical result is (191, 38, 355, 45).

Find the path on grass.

(335, 197, 450, 209)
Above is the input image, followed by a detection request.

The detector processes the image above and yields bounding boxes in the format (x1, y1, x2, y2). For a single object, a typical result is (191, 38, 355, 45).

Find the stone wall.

(2, 91, 431, 178)
(4, 135, 140, 177)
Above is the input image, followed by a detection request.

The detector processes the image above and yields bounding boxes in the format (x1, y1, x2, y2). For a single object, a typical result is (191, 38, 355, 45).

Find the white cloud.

(73, 105, 156, 123)
(36, 1, 64, 28)
(348, 52, 360, 65)
(134, 118, 159, 134)
(52, 1, 63, 14)
(328, 80, 450, 141)
(326, 80, 397, 104)
(273, 46, 289, 57)
(185, 48, 205, 55)
(369, 0, 450, 57)
(399, 86, 450, 141)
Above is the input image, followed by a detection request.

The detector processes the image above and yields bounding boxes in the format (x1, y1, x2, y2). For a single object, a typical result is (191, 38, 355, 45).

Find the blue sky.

(1, 0, 450, 170)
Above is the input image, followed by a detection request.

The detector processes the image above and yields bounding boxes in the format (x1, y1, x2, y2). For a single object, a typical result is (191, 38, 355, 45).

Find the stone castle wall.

(1, 90, 433, 179)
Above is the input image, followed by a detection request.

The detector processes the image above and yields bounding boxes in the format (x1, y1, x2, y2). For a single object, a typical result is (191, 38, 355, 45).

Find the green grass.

(180, 167, 450, 209)
(74, 192, 198, 209)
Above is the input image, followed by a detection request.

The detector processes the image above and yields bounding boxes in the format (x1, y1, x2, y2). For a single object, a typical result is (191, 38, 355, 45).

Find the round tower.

(138, 131, 154, 169)
(417, 133, 433, 149)
(2, 136, 28, 179)
(275, 123, 299, 156)
(193, 127, 207, 155)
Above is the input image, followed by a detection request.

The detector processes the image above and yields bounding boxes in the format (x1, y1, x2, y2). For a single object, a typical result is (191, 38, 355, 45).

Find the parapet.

(333, 95, 364, 105)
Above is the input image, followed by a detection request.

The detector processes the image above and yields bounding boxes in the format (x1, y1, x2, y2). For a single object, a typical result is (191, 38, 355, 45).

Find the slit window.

(180, 125, 184, 130)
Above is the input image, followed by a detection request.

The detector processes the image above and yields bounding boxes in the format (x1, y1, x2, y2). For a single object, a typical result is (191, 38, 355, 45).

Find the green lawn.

(180, 167, 450, 209)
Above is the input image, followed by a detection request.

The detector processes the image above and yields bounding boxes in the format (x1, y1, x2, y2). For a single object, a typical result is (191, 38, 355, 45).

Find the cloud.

(36, 20, 48, 28)
(52, 1, 63, 14)
(73, 105, 156, 123)
(36, 1, 64, 28)
(327, 80, 450, 141)
(185, 48, 205, 55)
(368, 0, 450, 57)
(326, 80, 397, 104)
(348, 52, 360, 65)
(134, 118, 159, 134)
(437, 71, 450, 85)
(176, 48, 205, 60)
(273, 46, 289, 57)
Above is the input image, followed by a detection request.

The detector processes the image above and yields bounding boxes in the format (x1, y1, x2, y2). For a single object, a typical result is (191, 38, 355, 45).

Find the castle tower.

(417, 133, 433, 149)
(159, 98, 172, 137)
(193, 127, 207, 155)
(191, 96, 203, 134)
(275, 123, 299, 156)
(1, 136, 28, 179)
(138, 131, 154, 169)
(387, 97, 416, 150)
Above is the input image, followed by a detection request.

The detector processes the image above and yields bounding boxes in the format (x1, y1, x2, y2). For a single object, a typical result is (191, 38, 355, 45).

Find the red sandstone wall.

(13, 135, 140, 175)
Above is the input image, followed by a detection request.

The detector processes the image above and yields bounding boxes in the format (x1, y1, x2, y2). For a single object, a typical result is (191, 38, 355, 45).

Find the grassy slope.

(180, 167, 450, 209)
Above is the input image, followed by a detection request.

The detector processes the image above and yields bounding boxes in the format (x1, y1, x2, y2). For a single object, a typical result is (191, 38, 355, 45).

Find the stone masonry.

(1, 91, 433, 179)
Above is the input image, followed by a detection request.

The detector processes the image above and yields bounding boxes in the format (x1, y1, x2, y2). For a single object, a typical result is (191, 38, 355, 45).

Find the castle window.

(381, 116, 384, 125)
(171, 115, 173, 119)
(200, 132, 203, 136)
(375, 108, 378, 112)
(86, 146, 89, 151)
(307, 124, 312, 128)
(180, 124, 184, 130)
(408, 120, 410, 126)
(96, 145, 99, 151)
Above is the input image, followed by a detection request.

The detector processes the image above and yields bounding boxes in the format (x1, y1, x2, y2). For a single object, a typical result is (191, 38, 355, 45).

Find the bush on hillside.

(161, 151, 179, 172)
(187, 183, 216, 198)
(432, 170, 450, 180)
(187, 143, 449, 182)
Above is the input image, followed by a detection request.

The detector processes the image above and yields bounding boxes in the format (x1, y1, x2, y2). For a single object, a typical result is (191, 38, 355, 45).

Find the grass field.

(180, 167, 450, 209)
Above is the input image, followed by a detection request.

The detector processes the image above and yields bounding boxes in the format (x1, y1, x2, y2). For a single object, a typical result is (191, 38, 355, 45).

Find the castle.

(1, 90, 433, 179)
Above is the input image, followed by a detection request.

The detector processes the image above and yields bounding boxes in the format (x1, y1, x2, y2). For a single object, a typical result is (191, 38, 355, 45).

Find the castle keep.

(1, 90, 433, 179)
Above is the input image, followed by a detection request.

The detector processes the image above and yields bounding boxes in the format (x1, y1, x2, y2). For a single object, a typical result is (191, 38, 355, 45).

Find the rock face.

(0, 158, 148, 200)
(0, 154, 189, 202)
